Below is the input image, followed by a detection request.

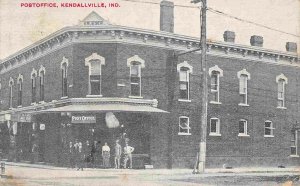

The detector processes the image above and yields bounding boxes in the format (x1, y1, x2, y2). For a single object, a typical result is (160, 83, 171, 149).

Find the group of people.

(67, 139, 135, 170)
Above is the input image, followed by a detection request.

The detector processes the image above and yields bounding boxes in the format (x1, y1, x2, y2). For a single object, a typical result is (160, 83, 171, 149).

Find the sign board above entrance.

(71, 115, 96, 124)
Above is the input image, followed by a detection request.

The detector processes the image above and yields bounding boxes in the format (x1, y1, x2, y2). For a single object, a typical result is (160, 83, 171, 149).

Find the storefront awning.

(35, 104, 169, 113)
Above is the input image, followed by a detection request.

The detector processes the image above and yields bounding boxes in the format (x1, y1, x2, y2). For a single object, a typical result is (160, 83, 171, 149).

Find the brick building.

(0, 1, 299, 168)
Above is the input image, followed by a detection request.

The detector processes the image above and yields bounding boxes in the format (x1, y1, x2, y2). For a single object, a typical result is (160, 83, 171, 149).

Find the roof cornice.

(0, 25, 299, 73)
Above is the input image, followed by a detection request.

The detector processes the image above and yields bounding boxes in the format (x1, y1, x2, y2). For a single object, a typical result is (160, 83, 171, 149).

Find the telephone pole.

(192, 0, 208, 173)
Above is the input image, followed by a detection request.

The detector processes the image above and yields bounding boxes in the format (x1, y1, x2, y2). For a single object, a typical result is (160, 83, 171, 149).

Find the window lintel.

(209, 65, 223, 77)
(276, 73, 288, 84)
(85, 53, 105, 66)
(177, 61, 193, 73)
(237, 69, 250, 80)
(127, 55, 145, 68)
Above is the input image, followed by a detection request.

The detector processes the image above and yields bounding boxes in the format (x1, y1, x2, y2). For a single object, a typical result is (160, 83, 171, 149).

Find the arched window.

(17, 74, 23, 106)
(177, 61, 193, 101)
(237, 69, 250, 106)
(61, 57, 69, 98)
(39, 66, 46, 102)
(209, 65, 223, 103)
(31, 68, 37, 103)
(9, 77, 14, 108)
(85, 53, 105, 96)
(127, 55, 145, 97)
(276, 74, 288, 108)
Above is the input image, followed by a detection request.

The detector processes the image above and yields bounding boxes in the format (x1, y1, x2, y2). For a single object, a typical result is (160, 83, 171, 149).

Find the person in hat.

(123, 141, 134, 169)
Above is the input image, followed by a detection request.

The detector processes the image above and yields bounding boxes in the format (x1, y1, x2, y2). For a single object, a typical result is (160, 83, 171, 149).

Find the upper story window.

(39, 66, 46, 102)
(85, 53, 105, 96)
(237, 69, 250, 106)
(178, 116, 191, 135)
(177, 61, 193, 101)
(9, 77, 14, 108)
(276, 74, 288, 109)
(291, 130, 298, 156)
(61, 57, 69, 98)
(209, 65, 223, 104)
(210, 117, 221, 136)
(264, 120, 274, 137)
(238, 119, 249, 136)
(127, 55, 145, 98)
(17, 74, 23, 106)
(31, 68, 37, 103)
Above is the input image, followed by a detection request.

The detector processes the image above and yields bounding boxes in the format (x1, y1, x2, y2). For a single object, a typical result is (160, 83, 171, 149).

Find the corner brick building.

(0, 1, 299, 168)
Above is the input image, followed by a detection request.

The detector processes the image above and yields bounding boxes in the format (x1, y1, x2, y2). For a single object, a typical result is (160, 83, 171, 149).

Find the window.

(39, 66, 45, 102)
(276, 74, 288, 108)
(264, 120, 274, 137)
(210, 118, 220, 136)
(130, 62, 141, 97)
(238, 119, 248, 136)
(209, 65, 223, 103)
(61, 63, 68, 97)
(9, 77, 14, 108)
(85, 53, 105, 96)
(177, 61, 193, 101)
(178, 116, 191, 135)
(179, 67, 189, 100)
(17, 74, 23, 106)
(291, 130, 298, 156)
(127, 55, 145, 98)
(31, 69, 37, 103)
(237, 69, 250, 106)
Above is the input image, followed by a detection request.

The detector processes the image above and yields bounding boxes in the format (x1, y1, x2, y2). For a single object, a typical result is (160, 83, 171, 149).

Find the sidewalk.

(3, 161, 300, 175)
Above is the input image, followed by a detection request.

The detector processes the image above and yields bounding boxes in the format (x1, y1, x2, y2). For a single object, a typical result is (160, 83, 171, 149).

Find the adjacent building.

(0, 1, 299, 168)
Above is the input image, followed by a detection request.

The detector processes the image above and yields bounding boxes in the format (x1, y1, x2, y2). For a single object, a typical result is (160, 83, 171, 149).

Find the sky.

(0, 0, 299, 60)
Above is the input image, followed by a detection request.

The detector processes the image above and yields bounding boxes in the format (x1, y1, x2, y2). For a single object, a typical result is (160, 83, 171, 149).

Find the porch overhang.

(35, 104, 168, 113)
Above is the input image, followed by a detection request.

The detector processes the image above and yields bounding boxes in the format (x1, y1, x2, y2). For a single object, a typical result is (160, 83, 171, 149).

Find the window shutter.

(90, 61, 101, 75)
(131, 65, 139, 76)
(179, 71, 188, 82)
(239, 75, 247, 94)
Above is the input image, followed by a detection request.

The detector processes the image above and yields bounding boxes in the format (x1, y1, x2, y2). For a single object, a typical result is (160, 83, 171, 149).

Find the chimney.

(250, 35, 263, 47)
(160, 0, 174, 32)
(223, 31, 235, 43)
(286, 42, 297, 53)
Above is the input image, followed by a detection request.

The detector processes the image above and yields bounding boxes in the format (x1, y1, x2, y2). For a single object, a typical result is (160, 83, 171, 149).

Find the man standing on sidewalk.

(114, 140, 122, 169)
(123, 141, 134, 169)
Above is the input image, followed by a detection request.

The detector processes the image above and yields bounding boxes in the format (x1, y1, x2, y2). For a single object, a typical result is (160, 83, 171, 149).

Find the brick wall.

(0, 42, 299, 168)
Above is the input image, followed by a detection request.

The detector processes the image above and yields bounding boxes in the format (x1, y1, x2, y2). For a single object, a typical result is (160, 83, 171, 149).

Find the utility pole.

(192, 0, 208, 173)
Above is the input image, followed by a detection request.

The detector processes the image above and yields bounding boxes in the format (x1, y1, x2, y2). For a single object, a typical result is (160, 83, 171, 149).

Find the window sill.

(178, 133, 191, 136)
(264, 135, 274, 138)
(61, 96, 69, 99)
(277, 106, 287, 110)
(210, 101, 222, 105)
(178, 99, 191, 102)
(117, 84, 126, 87)
(238, 103, 249, 107)
(86, 95, 103, 98)
(289, 155, 299, 158)
(238, 134, 250, 137)
(129, 96, 143, 99)
(209, 133, 221, 136)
